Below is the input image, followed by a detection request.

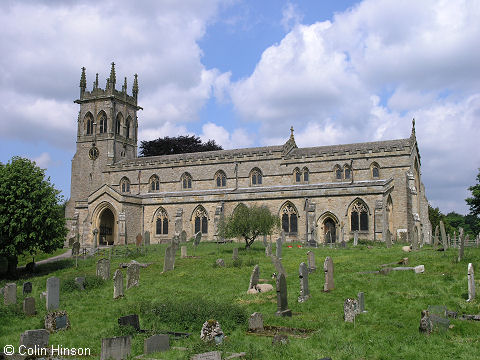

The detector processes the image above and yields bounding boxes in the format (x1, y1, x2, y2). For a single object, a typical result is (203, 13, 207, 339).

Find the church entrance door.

(323, 218, 336, 244)
(98, 208, 115, 245)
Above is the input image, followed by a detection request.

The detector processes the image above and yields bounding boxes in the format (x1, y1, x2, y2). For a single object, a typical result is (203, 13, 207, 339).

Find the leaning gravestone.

(23, 281, 33, 296)
(248, 312, 264, 332)
(298, 262, 310, 303)
(100, 335, 131, 360)
(191, 351, 222, 360)
(46, 277, 60, 311)
(23, 297, 36, 316)
(344, 298, 359, 322)
(114, 269, 124, 299)
(323, 256, 334, 292)
(144, 334, 170, 354)
(467, 263, 475, 302)
(118, 314, 140, 332)
(4, 283, 17, 305)
(271, 256, 287, 278)
(181, 246, 187, 258)
(276, 238, 282, 259)
(248, 265, 260, 290)
(96, 258, 110, 280)
(440, 220, 448, 249)
(307, 251, 316, 272)
(126, 263, 140, 289)
(180, 230, 187, 243)
(232, 247, 239, 261)
(144, 231, 150, 246)
(275, 273, 292, 317)
(265, 243, 272, 256)
(163, 246, 175, 272)
(19, 329, 49, 351)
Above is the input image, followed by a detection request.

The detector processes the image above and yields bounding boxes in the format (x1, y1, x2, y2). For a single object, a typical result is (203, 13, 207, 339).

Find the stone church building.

(65, 64, 431, 247)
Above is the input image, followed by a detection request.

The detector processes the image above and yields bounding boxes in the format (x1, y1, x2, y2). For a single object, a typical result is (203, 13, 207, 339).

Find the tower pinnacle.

(132, 74, 139, 99)
(109, 62, 116, 89)
(80, 67, 86, 96)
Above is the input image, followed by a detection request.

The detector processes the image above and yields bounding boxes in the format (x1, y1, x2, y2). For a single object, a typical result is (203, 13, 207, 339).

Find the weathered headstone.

(144, 334, 170, 354)
(96, 258, 110, 280)
(114, 269, 124, 299)
(453, 231, 457, 248)
(272, 333, 289, 345)
(275, 273, 292, 317)
(276, 237, 282, 259)
(298, 262, 310, 302)
(385, 230, 392, 248)
(21, 282, 32, 296)
(358, 292, 366, 313)
(136, 233, 142, 247)
(180, 230, 187, 243)
(271, 256, 286, 278)
(281, 230, 286, 244)
(163, 246, 175, 272)
(100, 335, 131, 360)
(232, 247, 239, 261)
(200, 320, 224, 344)
(19, 329, 49, 350)
(23, 297, 36, 316)
(412, 228, 418, 251)
(126, 263, 140, 289)
(344, 298, 358, 322)
(194, 231, 202, 246)
(433, 225, 439, 248)
(440, 220, 448, 249)
(118, 314, 140, 331)
(323, 256, 334, 291)
(46, 277, 60, 310)
(216, 259, 225, 267)
(248, 265, 260, 290)
(171, 235, 180, 252)
(4, 283, 17, 305)
(265, 243, 272, 256)
(72, 241, 81, 256)
(75, 276, 85, 290)
(45, 310, 70, 332)
(248, 312, 264, 332)
(192, 351, 222, 360)
(307, 251, 316, 272)
(181, 245, 187, 258)
(467, 263, 475, 302)
(458, 228, 465, 262)
(353, 231, 358, 246)
(144, 231, 150, 246)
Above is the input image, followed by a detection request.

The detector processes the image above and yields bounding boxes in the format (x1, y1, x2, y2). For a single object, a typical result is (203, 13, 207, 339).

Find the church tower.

(66, 63, 142, 220)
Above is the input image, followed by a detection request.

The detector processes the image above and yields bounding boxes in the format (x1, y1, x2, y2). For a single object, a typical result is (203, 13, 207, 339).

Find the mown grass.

(17, 248, 69, 267)
(1, 241, 480, 359)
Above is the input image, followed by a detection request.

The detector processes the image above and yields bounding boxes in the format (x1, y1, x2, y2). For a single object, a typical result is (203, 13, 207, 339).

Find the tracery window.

(126, 117, 131, 139)
(281, 203, 298, 234)
(181, 173, 192, 189)
(115, 113, 122, 135)
(334, 165, 342, 180)
(250, 168, 262, 186)
(155, 207, 168, 235)
(215, 170, 226, 187)
(350, 200, 368, 231)
(150, 175, 159, 191)
(294, 167, 309, 183)
(99, 112, 107, 134)
(120, 177, 130, 193)
(85, 113, 94, 135)
(344, 165, 351, 180)
(371, 163, 380, 178)
(194, 207, 208, 234)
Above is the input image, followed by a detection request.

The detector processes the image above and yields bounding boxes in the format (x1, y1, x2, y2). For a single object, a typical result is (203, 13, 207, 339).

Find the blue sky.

(1, 0, 480, 215)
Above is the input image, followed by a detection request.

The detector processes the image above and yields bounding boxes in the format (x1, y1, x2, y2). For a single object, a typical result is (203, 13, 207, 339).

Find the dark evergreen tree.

(139, 135, 222, 157)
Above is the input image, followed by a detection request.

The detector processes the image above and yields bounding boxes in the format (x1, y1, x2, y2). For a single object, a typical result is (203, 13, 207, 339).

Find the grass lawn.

(1, 241, 479, 359)
(17, 248, 70, 267)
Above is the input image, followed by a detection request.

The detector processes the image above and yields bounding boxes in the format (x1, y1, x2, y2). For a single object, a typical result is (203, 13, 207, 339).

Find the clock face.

(89, 146, 99, 160)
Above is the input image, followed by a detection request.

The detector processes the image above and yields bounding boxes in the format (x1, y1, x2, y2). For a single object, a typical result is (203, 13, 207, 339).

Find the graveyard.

(1, 239, 480, 360)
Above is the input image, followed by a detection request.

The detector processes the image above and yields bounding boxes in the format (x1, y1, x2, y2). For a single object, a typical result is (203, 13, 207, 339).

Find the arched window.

(120, 177, 130, 193)
(281, 202, 298, 234)
(303, 167, 309, 182)
(371, 162, 380, 178)
(294, 168, 301, 183)
(115, 113, 123, 135)
(126, 117, 132, 139)
(155, 207, 168, 235)
(181, 173, 192, 189)
(344, 165, 351, 180)
(84, 113, 94, 135)
(250, 168, 262, 186)
(350, 200, 368, 231)
(215, 170, 226, 187)
(149, 175, 159, 192)
(334, 165, 342, 180)
(193, 206, 208, 234)
(98, 112, 107, 134)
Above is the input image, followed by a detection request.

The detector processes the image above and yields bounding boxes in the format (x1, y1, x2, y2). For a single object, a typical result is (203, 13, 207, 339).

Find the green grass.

(17, 248, 69, 267)
(1, 242, 480, 359)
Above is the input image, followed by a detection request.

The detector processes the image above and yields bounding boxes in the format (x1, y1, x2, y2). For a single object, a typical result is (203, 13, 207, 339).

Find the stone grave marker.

(232, 247, 239, 261)
(216, 259, 225, 267)
(100, 335, 131, 360)
(114, 269, 124, 299)
(440, 220, 448, 249)
(200, 320, 224, 344)
(281, 230, 286, 244)
(307, 251, 316, 273)
(45, 310, 70, 332)
(23, 297, 36, 316)
(358, 292, 366, 313)
(453, 231, 457, 248)
(136, 233, 142, 247)
(163, 246, 175, 272)
(275, 273, 292, 316)
(19, 329, 49, 350)
(126, 263, 140, 289)
(265, 243, 272, 256)
(23, 282, 33, 296)
(271, 256, 287, 278)
(458, 228, 465, 262)
(192, 351, 222, 360)
(144, 231, 150, 246)
(433, 225, 439, 248)
(171, 235, 180, 252)
(353, 231, 358, 246)
(194, 231, 202, 246)
(385, 230, 392, 248)
(144, 334, 170, 354)
(96, 258, 110, 280)
(4, 283, 17, 305)
(118, 314, 140, 332)
(412, 229, 418, 251)
(344, 298, 358, 322)
(248, 265, 260, 290)
(248, 312, 264, 332)
(46, 277, 60, 310)
(180, 230, 187, 243)
(75, 277, 85, 290)
(323, 256, 334, 292)
(272, 334, 289, 345)
(276, 238, 282, 259)
(467, 263, 475, 302)
(298, 262, 310, 302)
(72, 241, 80, 256)
(181, 245, 187, 258)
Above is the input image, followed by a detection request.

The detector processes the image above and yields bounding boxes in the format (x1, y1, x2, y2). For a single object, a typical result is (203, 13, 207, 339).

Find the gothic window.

(344, 165, 351, 180)
(303, 167, 309, 182)
(193, 207, 208, 234)
(149, 175, 159, 191)
(98, 112, 107, 134)
(215, 170, 226, 187)
(294, 168, 301, 183)
(371, 163, 380, 178)
(250, 168, 262, 186)
(120, 177, 130, 193)
(85, 113, 94, 135)
(115, 114, 122, 135)
(155, 207, 168, 235)
(350, 200, 369, 231)
(281, 202, 298, 234)
(294, 167, 309, 183)
(181, 173, 192, 189)
(334, 165, 342, 180)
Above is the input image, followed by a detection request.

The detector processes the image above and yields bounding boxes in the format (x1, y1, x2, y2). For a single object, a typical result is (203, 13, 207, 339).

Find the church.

(65, 63, 431, 247)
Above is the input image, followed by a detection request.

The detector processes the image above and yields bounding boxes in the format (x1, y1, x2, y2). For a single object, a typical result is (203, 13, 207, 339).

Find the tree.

(466, 168, 480, 218)
(219, 204, 280, 248)
(0, 157, 67, 276)
(139, 135, 223, 157)
(428, 204, 443, 233)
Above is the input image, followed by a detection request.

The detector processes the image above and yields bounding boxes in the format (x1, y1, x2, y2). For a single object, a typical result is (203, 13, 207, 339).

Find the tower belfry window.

(99, 113, 107, 134)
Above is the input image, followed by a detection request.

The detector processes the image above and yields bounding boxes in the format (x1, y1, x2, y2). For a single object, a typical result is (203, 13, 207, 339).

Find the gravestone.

(181, 246, 187, 258)
(458, 228, 465, 262)
(271, 256, 287, 277)
(23, 297, 36, 315)
(200, 320, 224, 344)
(323, 256, 334, 292)
(136, 233, 142, 247)
(412, 229, 418, 251)
(265, 243, 272, 256)
(467, 263, 475, 302)
(72, 241, 80, 256)
(19, 329, 49, 350)
(75, 276, 85, 290)
(281, 230, 286, 244)
(46, 277, 60, 310)
(118, 314, 140, 331)
(248, 265, 260, 290)
(93, 228, 98, 248)
(163, 246, 175, 272)
(353, 231, 358, 246)
(275, 273, 292, 316)
(440, 220, 448, 249)
(358, 292, 366, 313)
(23, 282, 32, 296)
(96, 258, 110, 280)
(194, 231, 202, 246)
(453, 231, 457, 248)
(180, 230, 187, 243)
(385, 230, 392, 248)
(171, 235, 180, 252)
(232, 247, 239, 261)
(344, 298, 358, 322)
(144, 334, 170, 354)
(192, 351, 222, 360)
(276, 238, 282, 259)
(126, 263, 140, 289)
(248, 312, 264, 332)
(44, 310, 70, 332)
(114, 269, 124, 299)
(100, 335, 131, 360)
(298, 262, 310, 302)
(307, 251, 316, 272)
(216, 259, 225, 267)
(4, 283, 17, 305)
(433, 225, 439, 248)
(272, 334, 289, 345)
(144, 231, 150, 246)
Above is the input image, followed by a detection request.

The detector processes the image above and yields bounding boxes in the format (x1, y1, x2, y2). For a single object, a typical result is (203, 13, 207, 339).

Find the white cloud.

(281, 3, 304, 32)
(31, 152, 52, 169)
(200, 122, 253, 149)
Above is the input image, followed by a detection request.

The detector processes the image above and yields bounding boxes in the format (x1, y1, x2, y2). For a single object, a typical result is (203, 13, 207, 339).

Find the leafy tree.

(139, 135, 222, 157)
(466, 168, 480, 217)
(0, 157, 67, 276)
(428, 204, 443, 233)
(219, 204, 280, 248)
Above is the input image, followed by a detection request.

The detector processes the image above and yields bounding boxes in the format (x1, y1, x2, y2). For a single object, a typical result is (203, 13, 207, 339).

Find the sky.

(1, 0, 479, 215)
